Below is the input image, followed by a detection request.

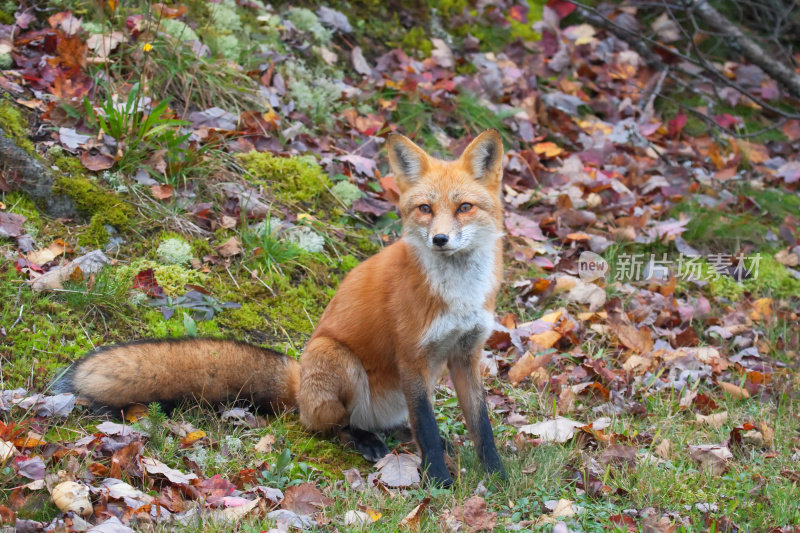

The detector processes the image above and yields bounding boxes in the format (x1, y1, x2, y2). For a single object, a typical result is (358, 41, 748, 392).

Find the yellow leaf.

(530, 329, 561, 349)
(124, 403, 148, 423)
(540, 310, 563, 324)
(533, 142, 564, 158)
(750, 297, 773, 321)
(181, 430, 207, 447)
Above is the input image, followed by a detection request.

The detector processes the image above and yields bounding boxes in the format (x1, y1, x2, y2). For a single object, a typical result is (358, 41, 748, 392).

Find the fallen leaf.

(718, 381, 751, 400)
(688, 444, 732, 475)
(217, 237, 242, 258)
(281, 482, 332, 516)
(254, 434, 275, 454)
(80, 150, 115, 171)
(374, 453, 421, 488)
(0, 212, 26, 239)
(398, 497, 430, 531)
(519, 417, 585, 443)
(508, 352, 553, 385)
(141, 456, 198, 485)
(598, 445, 638, 467)
(150, 184, 174, 200)
(451, 496, 497, 532)
(696, 411, 728, 429)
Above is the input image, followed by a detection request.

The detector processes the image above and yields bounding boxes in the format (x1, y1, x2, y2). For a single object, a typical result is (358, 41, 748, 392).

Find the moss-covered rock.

(238, 151, 331, 204)
(49, 150, 134, 246)
(0, 99, 35, 154)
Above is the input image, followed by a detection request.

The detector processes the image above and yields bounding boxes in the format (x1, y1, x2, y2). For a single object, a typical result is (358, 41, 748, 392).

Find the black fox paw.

(339, 426, 390, 462)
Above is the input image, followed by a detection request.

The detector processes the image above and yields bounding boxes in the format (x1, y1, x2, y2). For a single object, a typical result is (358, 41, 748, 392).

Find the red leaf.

(133, 268, 165, 297)
(547, 0, 576, 19)
(668, 111, 687, 137)
(713, 113, 740, 129)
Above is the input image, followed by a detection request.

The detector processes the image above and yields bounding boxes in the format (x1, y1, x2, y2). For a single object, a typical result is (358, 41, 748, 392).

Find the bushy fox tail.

(52, 339, 299, 413)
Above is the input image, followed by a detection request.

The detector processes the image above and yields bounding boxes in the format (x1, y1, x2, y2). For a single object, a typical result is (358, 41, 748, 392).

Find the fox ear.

(386, 133, 430, 190)
(460, 129, 503, 186)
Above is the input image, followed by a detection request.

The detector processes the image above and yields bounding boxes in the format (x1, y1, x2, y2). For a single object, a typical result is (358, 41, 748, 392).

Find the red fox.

(54, 129, 507, 486)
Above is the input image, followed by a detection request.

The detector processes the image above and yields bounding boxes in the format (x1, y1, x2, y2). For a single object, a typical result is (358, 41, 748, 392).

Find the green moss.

(401, 26, 432, 56)
(217, 302, 265, 332)
(0, 99, 35, 154)
(53, 172, 133, 246)
(338, 254, 359, 272)
(282, 419, 367, 476)
(49, 148, 135, 245)
(121, 259, 208, 296)
(5, 191, 42, 234)
(143, 307, 223, 337)
(238, 151, 331, 204)
(0, 268, 104, 388)
(707, 255, 800, 300)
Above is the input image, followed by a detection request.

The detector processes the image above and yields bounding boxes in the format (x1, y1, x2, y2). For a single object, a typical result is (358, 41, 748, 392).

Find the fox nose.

(432, 234, 449, 247)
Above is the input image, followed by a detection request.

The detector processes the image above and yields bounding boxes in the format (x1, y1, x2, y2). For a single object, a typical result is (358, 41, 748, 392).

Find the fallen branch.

(688, 0, 800, 98)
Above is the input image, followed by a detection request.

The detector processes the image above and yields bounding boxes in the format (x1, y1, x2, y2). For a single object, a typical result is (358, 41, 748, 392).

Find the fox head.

(386, 129, 504, 255)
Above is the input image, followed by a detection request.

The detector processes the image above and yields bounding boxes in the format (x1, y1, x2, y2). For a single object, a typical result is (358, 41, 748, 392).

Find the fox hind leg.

(297, 336, 355, 432)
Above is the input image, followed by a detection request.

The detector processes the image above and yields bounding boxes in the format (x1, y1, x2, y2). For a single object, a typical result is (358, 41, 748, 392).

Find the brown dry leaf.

(281, 482, 333, 516)
(613, 323, 654, 354)
(150, 184, 174, 200)
(254, 434, 275, 454)
(508, 352, 553, 385)
(688, 444, 732, 475)
(451, 496, 497, 532)
(718, 381, 751, 399)
(655, 438, 671, 459)
(217, 237, 243, 258)
(398, 497, 431, 532)
(598, 444, 638, 467)
(696, 411, 728, 429)
(27, 239, 71, 265)
(141, 457, 198, 485)
(80, 150, 114, 171)
(622, 354, 651, 373)
(775, 249, 799, 267)
(86, 31, 124, 60)
(374, 453, 421, 488)
(557, 387, 576, 414)
(760, 421, 775, 448)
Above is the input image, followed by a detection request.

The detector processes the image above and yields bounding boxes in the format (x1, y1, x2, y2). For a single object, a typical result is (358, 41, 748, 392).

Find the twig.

(687, 0, 800, 97)
(241, 264, 275, 296)
(11, 304, 24, 329)
(568, 1, 800, 120)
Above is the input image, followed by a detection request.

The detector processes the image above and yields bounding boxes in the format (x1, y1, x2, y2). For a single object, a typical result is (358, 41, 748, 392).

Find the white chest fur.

(413, 239, 499, 355)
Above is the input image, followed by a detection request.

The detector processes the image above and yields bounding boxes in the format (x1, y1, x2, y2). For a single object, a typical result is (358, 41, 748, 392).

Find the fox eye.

(418, 204, 432, 214)
(457, 202, 473, 213)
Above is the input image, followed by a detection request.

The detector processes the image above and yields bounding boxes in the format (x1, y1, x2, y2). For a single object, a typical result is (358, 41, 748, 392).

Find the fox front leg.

(401, 377, 452, 487)
(448, 355, 506, 480)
